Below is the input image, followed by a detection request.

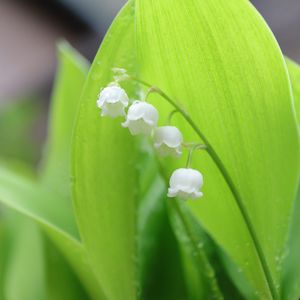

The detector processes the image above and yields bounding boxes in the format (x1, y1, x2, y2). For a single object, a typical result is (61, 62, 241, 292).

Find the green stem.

(172, 199, 224, 300)
(144, 87, 156, 101)
(131, 76, 278, 300)
(186, 144, 197, 168)
(167, 109, 180, 125)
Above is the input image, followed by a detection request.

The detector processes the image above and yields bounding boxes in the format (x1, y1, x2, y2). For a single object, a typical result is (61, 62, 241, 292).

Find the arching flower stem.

(182, 142, 207, 149)
(185, 144, 207, 168)
(167, 109, 180, 125)
(144, 86, 157, 102)
(129, 75, 279, 300)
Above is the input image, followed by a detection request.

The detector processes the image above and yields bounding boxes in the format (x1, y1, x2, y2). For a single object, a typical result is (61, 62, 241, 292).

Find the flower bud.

(168, 168, 203, 199)
(153, 126, 183, 157)
(122, 101, 159, 135)
(97, 83, 129, 118)
(112, 67, 129, 82)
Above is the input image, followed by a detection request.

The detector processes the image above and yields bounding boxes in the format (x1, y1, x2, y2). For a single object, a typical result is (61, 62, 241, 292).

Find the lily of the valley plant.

(0, 1, 299, 300)
(97, 70, 205, 200)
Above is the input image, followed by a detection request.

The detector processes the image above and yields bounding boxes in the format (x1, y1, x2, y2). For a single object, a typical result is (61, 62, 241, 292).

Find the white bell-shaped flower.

(122, 101, 159, 135)
(97, 83, 129, 118)
(168, 168, 203, 199)
(153, 126, 183, 157)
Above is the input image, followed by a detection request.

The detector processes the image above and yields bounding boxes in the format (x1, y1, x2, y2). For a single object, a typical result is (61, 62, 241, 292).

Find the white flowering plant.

(0, 1, 300, 300)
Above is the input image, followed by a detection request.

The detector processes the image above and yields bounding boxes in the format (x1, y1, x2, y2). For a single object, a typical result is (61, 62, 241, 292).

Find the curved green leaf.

(0, 167, 104, 299)
(4, 219, 46, 300)
(41, 41, 90, 200)
(0, 167, 77, 237)
(0, 43, 105, 300)
(72, 2, 138, 300)
(285, 58, 300, 124)
(47, 244, 89, 300)
(282, 57, 300, 300)
(135, 0, 300, 298)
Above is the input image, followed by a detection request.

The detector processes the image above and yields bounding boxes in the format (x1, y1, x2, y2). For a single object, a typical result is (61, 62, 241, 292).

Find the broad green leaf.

(135, 0, 300, 298)
(282, 58, 300, 300)
(215, 240, 254, 299)
(41, 41, 89, 200)
(285, 58, 300, 124)
(72, 2, 138, 299)
(4, 218, 46, 300)
(72, 2, 197, 299)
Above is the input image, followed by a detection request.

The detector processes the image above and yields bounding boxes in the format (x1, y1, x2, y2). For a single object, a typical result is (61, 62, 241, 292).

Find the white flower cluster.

(97, 81, 204, 200)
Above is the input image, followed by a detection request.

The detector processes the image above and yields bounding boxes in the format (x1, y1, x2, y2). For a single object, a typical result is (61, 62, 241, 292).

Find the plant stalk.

(172, 199, 224, 300)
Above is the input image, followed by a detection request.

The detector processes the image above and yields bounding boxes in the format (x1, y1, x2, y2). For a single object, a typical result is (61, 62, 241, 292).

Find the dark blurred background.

(0, 0, 299, 164)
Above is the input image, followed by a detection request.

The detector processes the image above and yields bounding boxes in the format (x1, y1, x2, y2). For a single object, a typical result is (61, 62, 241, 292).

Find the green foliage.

(281, 58, 300, 300)
(167, 200, 223, 299)
(0, 1, 299, 300)
(3, 218, 46, 300)
(41, 41, 90, 199)
(282, 186, 300, 300)
(135, 0, 299, 298)
(72, 3, 137, 299)
(44, 236, 89, 300)
(286, 58, 300, 124)
(0, 216, 9, 300)
(0, 43, 105, 299)
(0, 97, 41, 165)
